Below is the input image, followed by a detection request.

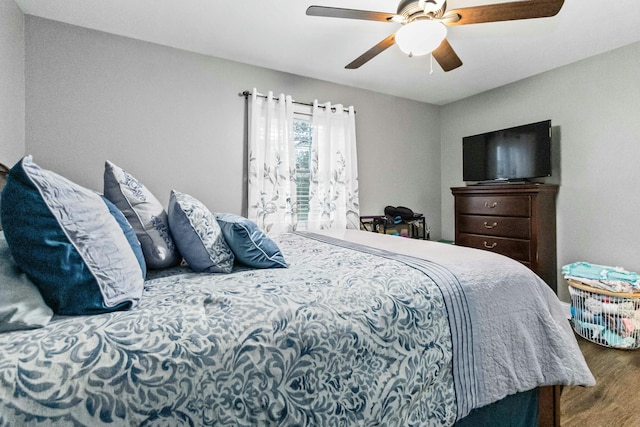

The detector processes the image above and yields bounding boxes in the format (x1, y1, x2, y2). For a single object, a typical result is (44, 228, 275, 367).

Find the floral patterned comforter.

(0, 232, 458, 426)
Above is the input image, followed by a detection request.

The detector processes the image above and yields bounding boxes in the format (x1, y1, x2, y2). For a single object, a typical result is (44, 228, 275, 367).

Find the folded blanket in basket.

(563, 262, 640, 292)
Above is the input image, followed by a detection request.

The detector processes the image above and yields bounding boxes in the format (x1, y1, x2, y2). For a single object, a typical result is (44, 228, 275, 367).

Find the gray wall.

(0, 0, 25, 164)
(18, 14, 640, 302)
(440, 42, 640, 301)
(24, 16, 443, 239)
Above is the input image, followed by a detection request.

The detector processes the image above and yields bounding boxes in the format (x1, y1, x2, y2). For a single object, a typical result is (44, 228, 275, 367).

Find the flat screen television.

(462, 120, 552, 183)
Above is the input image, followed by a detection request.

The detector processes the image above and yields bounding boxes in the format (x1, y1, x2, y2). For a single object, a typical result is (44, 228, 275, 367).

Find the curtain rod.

(239, 90, 355, 114)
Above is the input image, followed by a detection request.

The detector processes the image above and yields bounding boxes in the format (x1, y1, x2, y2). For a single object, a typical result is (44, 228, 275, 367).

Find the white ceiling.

(14, 0, 640, 105)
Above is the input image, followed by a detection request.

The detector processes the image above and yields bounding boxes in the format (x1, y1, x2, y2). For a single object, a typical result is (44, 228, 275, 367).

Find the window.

(248, 91, 356, 234)
(294, 114, 312, 225)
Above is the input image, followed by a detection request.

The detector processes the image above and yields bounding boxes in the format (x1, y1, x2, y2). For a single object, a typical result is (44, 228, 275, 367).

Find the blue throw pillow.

(102, 195, 147, 279)
(216, 213, 287, 269)
(0, 156, 145, 315)
(167, 190, 234, 273)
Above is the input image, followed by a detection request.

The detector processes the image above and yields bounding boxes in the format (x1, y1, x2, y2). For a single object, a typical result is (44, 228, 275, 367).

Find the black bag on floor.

(384, 206, 414, 223)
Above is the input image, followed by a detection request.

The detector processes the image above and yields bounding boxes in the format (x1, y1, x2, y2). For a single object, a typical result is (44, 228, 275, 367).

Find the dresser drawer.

(457, 215, 530, 239)
(456, 195, 530, 217)
(456, 233, 531, 262)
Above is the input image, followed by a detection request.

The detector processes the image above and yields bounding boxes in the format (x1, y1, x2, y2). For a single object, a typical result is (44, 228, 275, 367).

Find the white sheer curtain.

(247, 90, 297, 234)
(307, 101, 360, 231)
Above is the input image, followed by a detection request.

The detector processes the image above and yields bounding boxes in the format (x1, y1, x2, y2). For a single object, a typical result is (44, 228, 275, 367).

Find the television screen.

(462, 120, 551, 182)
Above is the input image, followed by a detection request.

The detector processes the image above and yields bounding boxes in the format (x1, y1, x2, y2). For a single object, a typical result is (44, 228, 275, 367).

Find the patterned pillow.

(167, 190, 234, 273)
(216, 213, 287, 268)
(0, 231, 53, 332)
(104, 160, 180, 269)
(0, 156, 145, 315)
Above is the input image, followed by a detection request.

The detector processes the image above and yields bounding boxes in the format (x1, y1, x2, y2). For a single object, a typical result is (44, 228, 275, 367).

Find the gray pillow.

(0, 232, 53, 332)
(104, 160, 180, 269)
(167, 190, 234, 273)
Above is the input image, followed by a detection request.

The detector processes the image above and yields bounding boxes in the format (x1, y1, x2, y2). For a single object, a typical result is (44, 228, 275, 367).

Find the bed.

(0, 157, 594, 426)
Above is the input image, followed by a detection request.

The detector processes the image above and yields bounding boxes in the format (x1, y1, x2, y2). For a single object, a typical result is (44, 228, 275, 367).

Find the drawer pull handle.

(483, 241, 497, 249)
(483, 222, 498, 229)
(484, 201, 498, 208)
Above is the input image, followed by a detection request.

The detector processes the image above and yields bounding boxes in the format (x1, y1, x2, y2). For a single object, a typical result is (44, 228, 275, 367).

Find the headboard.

(0, 163, 8, 185)
(0, 162, 8, 231)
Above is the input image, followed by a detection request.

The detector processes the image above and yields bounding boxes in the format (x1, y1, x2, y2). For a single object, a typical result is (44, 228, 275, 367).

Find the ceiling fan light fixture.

(395, 20, 447, 57)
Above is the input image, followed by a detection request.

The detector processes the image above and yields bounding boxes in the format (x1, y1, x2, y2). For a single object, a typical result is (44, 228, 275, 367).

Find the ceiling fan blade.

(345, 34, 396, 69)
(444, 0, 564, 26)
(432, 39, 463, 72)
(306, 6, 396, 22)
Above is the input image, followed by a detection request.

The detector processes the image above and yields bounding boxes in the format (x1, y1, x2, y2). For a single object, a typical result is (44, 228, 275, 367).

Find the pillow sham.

(0, 156, 145, 315)
(167, 190, 234, 273)
(0, 231, 53, 333)
(104, 160, 180, 269)
(216, 213, 288, 269)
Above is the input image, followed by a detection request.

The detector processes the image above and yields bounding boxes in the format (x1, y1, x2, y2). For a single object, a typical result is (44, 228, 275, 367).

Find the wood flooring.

(560, 334, 640, 426)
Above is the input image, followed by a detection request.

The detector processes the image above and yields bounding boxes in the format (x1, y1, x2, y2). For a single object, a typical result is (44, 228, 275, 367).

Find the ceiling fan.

(306, 0, 565, 72)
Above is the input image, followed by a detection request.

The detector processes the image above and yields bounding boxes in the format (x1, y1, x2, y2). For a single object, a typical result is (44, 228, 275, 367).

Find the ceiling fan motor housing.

(397, 0, 447, 21)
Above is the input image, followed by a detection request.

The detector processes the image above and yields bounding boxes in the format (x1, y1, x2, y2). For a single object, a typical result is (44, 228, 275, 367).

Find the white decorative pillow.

(0, 232, 53, 332)
(104, 160, 180, 269)
(167, 190, 234, 273)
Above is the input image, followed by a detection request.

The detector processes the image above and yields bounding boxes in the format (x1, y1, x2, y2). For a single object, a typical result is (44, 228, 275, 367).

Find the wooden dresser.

(451, 183, 559, 292)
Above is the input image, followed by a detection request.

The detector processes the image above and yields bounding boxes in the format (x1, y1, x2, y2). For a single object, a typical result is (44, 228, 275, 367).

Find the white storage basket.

(568, 279, 640, 350)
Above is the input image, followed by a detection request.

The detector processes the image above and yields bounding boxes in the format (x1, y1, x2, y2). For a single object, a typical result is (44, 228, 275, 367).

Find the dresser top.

(451, 183, 559, 196)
